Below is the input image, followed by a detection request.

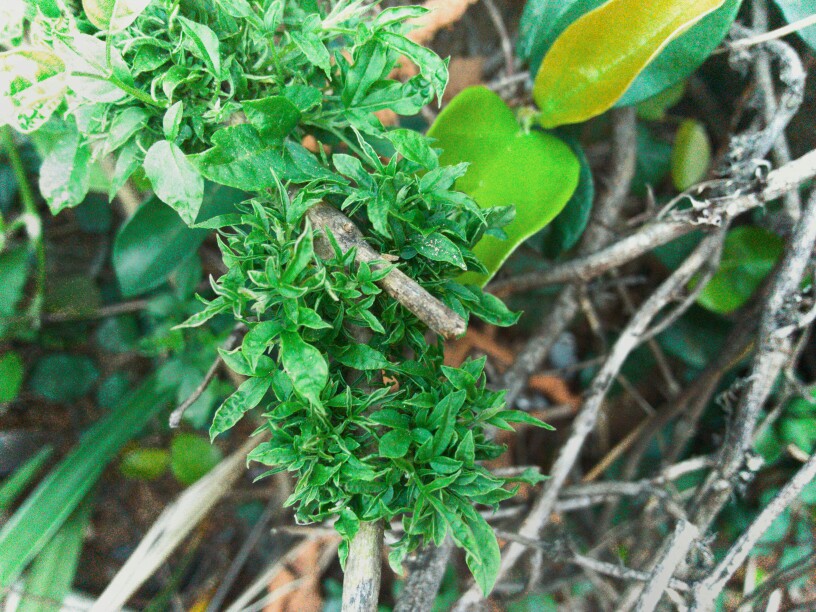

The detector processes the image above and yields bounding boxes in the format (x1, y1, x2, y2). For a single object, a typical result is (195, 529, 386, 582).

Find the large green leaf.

(38, 123, 91, 214)
(617, 0, 742, 105)
(143, 140, 204, 225)
(427, 86, 580, 285)
(28, 354, 99, 402)
(0, 375, 173, 588)
(533, 0, 726, 128)
(773, 0, 816, 53)
(113, 185, 244, 297)
(697, 226, 784, 315)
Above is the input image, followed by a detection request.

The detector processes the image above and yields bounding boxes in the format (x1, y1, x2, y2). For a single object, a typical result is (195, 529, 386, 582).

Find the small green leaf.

(243, 95, 301, 139)
(119, 448, 170, 481)
(533, 0, 726, 128)
(413, 232, 466, 269)
(82, 0, 152, 32)
(170, 433, 223, 485)
(697, 226, 784, 315)
(291, 30, 331, 76)
(210, 376, 272, 440)
(38, 125, 90, 215)
(334, 345, 390, 370)
(388, 128, 438, 170)
(163, 101, 183, 141)
(29, 354, 98, 403)
(0, 351, 24, 403)
(178, 17, 221, 77)
(671, 119, 711, 191)
(428, 87, 580, 285)
(379, 429, 411, 458)
(143, 140, 204, 225)
(280, 331, 328, 404)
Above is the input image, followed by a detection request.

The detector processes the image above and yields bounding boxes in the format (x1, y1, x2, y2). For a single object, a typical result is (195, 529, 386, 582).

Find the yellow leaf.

(534, 0, 725, 128)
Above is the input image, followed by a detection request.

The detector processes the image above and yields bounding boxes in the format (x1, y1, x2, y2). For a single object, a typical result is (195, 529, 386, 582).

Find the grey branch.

(692, 452, 816, 611)
(633, 520, 700, 612)
(306, 202, 466, 339)
(342, 521, 384, 612)
(394, 539, 454, 612)
(489, 149, 816, 296)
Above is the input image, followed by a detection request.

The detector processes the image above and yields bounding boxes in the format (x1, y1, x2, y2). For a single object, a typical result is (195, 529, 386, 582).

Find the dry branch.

(306, 202, 466, 339)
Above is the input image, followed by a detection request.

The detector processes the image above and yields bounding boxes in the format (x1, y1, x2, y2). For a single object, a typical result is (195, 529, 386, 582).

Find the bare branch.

(306, 202, 466, 339)
(342, 521, 384, 612)
(394, 539, 454, 612)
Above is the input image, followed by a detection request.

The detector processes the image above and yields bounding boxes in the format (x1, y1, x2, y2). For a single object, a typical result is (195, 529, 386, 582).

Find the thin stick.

(730, 12, 816, 49)
(692, 452, 816, 610)
(634, 520, 700, 612)
(306, 203, 466, 339)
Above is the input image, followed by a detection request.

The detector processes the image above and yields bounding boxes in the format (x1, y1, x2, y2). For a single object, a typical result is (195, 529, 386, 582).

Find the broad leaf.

(210, 376, 272, 440)
(28, 354, 99, 403)
(697, 227, 784, 315)
(170, 433, 223, 485)
(38, 124, 90, 214)
(113, 186, 244, 297)
(178, 17, 221, 77)
(143, 140, 204, 225)
(428, 87, 580, 285)
(280, 331, 328, 405)
(82, 0, 153, 32)
(0, 49, 67, 133)
(379, 430, 412, 458)
(242, 95, 301, 139)
(533, 0, 726, 128)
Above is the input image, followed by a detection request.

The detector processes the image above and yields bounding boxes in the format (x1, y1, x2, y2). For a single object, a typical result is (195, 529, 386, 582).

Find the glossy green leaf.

(0, 375, 173, 588)
(82, 0, 152, 32)
(143, 140, 204, 225)
(16, 493, 94, 612)
(428, 86, 580, 285)
(333, 345, 391, 370)
(242, 95, 301, 139)
(38, 124, 91, 214)
(533, 0, 726, 128)
(113, 186, 244, 297)
(697, 227, 784, 315)
(178, 17, 221, 77)
(617, 0, 742, 106)
(671, 119, 711, 190)
(0, 351, 24, 403)
(379, 429, 411, 459)
(0, 446, 53, 514)
(119, 448, 170, 481)
(170, 433, 223, 485)
(29, 354, 99, 403)
(387, 128, 438, 170)
(540, 136, 594, 257)
(209, 375, 272, 440)
(280, 331, 328, 405)
(773, 0, 816, 53)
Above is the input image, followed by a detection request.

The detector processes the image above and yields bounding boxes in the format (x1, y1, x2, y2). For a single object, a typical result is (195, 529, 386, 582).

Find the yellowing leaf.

(534, 0, 725, 128)
(0, 49, 67, 133)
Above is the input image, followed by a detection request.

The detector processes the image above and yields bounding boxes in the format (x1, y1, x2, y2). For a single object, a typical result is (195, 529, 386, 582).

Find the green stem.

(1, 126, 46, 319)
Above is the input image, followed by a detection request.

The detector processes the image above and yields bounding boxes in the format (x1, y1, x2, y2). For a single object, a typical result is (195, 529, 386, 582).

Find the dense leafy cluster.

(1, 0, 551, 592)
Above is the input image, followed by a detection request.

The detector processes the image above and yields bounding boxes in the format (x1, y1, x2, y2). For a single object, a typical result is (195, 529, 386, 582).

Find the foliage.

(427, 86, 580, 284)
(773, 0, 816, 52)
(671, 119, 712, 191)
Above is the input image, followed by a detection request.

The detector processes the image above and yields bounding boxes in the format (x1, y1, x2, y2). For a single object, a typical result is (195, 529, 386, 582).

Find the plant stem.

(1, 126, 46, 321)
(342, 521, 383, 612)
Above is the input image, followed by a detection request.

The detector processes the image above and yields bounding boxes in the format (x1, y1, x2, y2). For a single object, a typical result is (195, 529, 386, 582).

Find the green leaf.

(498, 410, 556, 430)
(82, 0, 152, 32)
(28, 354, 98, 403)
(108, 108, 149, 152)
(440, 500, 501, 596)
(192, 125, 326, 190)
(697, 227, 784, 315)
(163, 100, 183, 141)
(143, 140, 204, 225)
(243, 95, 301, 139)
(113, 186, 244, 297)
(617, 0, 742, 106)
(16, 493, 94, 612)
(774, 0, 816, 52)
(780, 417, 816, 454)
(0, 447, 53, 515)
(379, 429, 411, 459)
(291, 30, 331, 76)
(540, 135, 594, 257)
(377, 31, 448, 102)
(0, 49, 67, 133)
(38, 125, 91, 214)
(413, 232, 466, 269)
(0, 375, 173, 588)
(333, 345, 390, 370)
(533, 0, 726, 128)
(170, 433, 224, 485)
(178, 17, 221, 77)
(671, 119, 711, 191)
(280, 331, 328, 405)
(428, 87, 580, 285)
(119, 448, 170, 481)
(0, 351, 24, 403)
(388, 128, 438, 170)
(210, 375, 272, 440)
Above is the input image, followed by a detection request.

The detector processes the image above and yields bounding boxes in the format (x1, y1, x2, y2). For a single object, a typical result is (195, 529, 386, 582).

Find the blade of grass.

(0, 446, 54, 515)
(0, 375, 173, 588)
(16, 491, 96, 612)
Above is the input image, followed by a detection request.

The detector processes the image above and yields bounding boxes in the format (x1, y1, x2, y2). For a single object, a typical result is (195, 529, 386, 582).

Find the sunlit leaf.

(0, 49, 67, 134)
